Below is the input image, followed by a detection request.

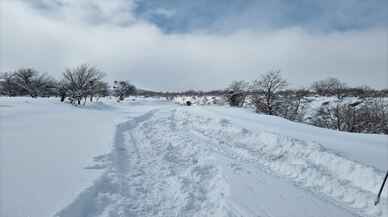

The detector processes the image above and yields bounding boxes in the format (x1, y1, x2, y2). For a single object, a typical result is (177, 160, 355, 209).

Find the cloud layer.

(1, 0, 387, 90)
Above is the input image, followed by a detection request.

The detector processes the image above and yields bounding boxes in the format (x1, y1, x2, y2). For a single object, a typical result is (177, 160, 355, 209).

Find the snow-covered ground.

(0, 97, 165, 217)
(1, 97, 387, 217)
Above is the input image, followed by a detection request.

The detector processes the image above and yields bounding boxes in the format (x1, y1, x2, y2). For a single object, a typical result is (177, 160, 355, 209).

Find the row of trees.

(312, 98, 387, 134)
(225, 70, 301, 116)
(0, 64, 137, 104)
(0, 69, 57, 97)
(225, 70, 388, 134)
(1, 66, 386, 134)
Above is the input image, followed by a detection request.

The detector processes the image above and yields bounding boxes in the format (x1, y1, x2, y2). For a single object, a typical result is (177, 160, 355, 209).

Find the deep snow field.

(1, 96, 387, 217)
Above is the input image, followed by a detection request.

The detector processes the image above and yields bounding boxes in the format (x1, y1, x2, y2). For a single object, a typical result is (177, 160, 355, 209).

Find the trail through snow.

(56, 105, 388, 217)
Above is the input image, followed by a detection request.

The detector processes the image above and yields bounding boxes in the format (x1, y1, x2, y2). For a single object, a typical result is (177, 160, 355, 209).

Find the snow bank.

(201, 106, 388, 171)
(179, 107, 388, 217)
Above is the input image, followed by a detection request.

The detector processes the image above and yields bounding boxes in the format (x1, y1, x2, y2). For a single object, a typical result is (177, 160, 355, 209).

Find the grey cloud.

(1, 0, 387, 91)
(134, 0, 388, 33)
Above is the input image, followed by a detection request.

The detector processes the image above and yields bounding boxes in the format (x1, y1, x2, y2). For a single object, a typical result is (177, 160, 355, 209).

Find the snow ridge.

(177, 109, 387, 217)
(56, 107, 387, 217)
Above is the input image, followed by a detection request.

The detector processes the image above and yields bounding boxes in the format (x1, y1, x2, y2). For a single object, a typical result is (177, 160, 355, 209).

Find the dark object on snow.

(375, 170, 388, 205)
(186, 101, 192, 106)
(60, 94, 66, 102)
(349, 101, 362, 107)
(227, 91, 246, 107)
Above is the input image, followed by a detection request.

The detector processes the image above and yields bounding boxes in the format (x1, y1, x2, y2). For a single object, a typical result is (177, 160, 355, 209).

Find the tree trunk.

(266, 90, 272, 115)
(336, 105, 341, 130)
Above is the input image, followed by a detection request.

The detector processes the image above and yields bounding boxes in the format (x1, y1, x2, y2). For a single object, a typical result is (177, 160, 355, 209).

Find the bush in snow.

(224, 80, 249, 107)
(272, 89, 310, 121)
(312, 97, 388, 134)
(313, 101, 349, 131)
(352, 97, 388, 134)
(113, 80, 136, 101)
(311, 77, 347, 99)
(93, 82, 110, 100)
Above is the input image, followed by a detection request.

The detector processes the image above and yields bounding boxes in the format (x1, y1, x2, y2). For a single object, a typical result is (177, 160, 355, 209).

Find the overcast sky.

(1, 0, 387, 90)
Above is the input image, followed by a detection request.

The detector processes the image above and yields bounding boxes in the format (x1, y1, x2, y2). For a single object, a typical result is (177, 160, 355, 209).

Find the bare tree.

(0, 72, 21, 96)
(312, 98, 388, 134)
(87, 81, 110, 102)
(33, 73, 57, 97)
(13, 68, 40, 97)
(113, 80, 136, 101)
(225, 80, 249, 107)
(94, 81, 110, 101)
(313, 104, 341, 130)
(57, 80, 68, 102)
(62, 64, 105, 105)
(227, 80, 249, 92)
(311, 77, 347, 98)
(10, 68, 56, 97)
(274, 88, 310, 121)
(251, 70, 288, 115)
(354, 97, 388, 134)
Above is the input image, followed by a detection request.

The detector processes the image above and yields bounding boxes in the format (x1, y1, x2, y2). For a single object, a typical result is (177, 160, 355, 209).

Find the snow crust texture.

(56, 105, 387, 217)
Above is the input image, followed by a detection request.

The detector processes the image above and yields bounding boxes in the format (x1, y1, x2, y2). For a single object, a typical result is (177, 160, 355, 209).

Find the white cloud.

(1, 0, 387, 90)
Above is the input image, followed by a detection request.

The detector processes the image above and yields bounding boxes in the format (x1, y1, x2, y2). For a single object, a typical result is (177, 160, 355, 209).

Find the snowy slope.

(1, 97, 387, 217)
(199, 106, 388, 171)
(179, 106, 388, 216)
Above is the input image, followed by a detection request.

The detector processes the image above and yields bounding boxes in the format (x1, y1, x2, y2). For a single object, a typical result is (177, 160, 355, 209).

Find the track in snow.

(56, 106, 387, 217)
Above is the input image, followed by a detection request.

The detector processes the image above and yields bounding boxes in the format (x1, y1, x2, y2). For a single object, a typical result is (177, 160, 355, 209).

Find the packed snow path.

(56, 105, 387, 217)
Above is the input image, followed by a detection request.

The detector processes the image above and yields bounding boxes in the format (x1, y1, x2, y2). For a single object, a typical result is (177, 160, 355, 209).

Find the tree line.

(1, 66, 386, 134)
(0, 64, 136, 104)
(224, 70, 388, 134)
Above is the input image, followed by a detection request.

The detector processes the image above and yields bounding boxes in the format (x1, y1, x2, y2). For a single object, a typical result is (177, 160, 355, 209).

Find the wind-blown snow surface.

(1, 97, 387, 217)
